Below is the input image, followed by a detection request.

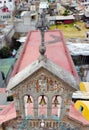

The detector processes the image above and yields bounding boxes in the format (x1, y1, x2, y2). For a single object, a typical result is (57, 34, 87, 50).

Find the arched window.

(79, 105, 84, 112)
(52, 95, 62, 119)
(24, 95, 34, 117)
(38, 95, 47, 118)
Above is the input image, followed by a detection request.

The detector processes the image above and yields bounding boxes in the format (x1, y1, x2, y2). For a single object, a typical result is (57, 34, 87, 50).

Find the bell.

(39, 95, 47, 106)
(53, 96, 59, 107)
(27, 95, 32, 104)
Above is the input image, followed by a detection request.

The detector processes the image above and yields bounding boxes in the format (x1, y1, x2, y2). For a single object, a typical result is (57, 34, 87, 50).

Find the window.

(9, 0, 12, 2)
(4, 1, 6, 3)
(52, 96, 61, 118)
(24, 95, 34, 117)
(0, 1, 2, 3)
(79, 106, 83, 112)
(38, 95, 47, 118)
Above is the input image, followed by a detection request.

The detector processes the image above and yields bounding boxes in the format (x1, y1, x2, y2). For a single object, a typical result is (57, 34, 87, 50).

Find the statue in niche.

(35, 73, 63, 93)
(35, 74, 47, 93)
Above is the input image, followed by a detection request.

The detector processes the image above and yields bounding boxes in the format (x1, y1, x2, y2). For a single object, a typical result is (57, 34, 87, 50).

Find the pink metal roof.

(69, 102, 89, 125)
(11, 30, 79, 80)
(0, 88, 6, 93)
(0, 102, 89, 125)
(0, 102, 16, 125)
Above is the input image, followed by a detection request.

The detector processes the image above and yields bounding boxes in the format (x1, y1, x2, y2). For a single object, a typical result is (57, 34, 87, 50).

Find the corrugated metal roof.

(67, 43, 89, 56)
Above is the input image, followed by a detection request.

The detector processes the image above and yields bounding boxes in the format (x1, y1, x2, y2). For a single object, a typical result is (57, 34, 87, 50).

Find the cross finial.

(36, 9, 49, 57)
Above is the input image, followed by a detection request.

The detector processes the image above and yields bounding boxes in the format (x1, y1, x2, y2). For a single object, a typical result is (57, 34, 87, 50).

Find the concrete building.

(0, 0, 15, 11)
(0, 23, 15, 49)
(84, 5, 89, 17)
(14, 10, 37, 32)
(0, 5, 12, 21)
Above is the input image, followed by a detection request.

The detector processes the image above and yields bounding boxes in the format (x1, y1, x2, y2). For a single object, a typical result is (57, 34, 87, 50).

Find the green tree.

(7, 95, 13, 101)
(0, 46, 11, 58)
(63, 9, 70, 16)
(11, 37, 21, 50)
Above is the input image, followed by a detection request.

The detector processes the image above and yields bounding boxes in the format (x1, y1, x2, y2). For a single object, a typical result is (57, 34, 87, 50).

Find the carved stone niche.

(10, 68, 77, 124)
(23, 71, 73, 96)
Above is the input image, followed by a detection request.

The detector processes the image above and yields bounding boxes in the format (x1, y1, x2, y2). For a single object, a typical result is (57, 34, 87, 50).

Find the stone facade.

(12, 69, 75, 119)
(5, 58, 89, 130)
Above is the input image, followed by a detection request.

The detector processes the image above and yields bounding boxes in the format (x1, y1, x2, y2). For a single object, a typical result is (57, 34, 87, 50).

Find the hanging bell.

(27, 95, 32, 104)
(39, 95, 47, 106)
(53, 96, 59, 107)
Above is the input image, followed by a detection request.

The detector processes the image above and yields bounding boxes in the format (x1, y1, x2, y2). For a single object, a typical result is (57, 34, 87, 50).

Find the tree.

(11, 37, 21, 50)
(0, 46, 11, 58)
(63, 9, 70, 16)
(7, 95, 13, 101)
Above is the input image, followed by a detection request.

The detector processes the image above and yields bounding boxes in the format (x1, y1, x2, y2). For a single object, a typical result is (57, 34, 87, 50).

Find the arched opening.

(51, 95, 62, 119)
(24, 95, 34, 117)
(79, 105, 84, 112)
(38, 95, 47, 118)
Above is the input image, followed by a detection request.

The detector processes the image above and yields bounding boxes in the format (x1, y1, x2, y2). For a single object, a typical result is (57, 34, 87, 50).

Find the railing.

(19, 117, 79, 130)
(28, 119, 60, 128)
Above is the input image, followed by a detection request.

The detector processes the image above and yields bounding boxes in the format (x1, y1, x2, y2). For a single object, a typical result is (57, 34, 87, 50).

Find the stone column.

(47, 97, 52, 118)
(65, 92, 73, 115)
(59, 96, 66, 121)
(34, 97, 38, 118)
(14, 97, 21, 118)
(19, 95, 25, 119)
(12, 90, 21, 118)
(17, 87, 25, 119)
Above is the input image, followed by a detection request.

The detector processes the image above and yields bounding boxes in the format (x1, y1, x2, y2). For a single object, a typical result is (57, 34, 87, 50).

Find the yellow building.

(80, 82, 89, 92)
(74, 82, 89, 121)
(75, 100, 89, 121)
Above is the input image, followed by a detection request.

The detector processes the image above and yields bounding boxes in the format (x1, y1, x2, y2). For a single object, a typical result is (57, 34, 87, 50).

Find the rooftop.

(11, 30, 79, 80)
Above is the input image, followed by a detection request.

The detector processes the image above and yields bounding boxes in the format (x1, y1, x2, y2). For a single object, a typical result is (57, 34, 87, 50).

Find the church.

(0, 15, 89, 129)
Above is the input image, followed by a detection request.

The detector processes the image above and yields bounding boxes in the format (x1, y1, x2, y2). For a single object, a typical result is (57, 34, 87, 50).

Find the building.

(84, 6, 89, 17)
(0, 29, 89, 129)
(67, 43, 89, 82)
(0, 23, 15, 49)
(48, 15, 75, 25)
(0, 0, 15, 11)
(14, 10, 37, 32)
(0, 5, 12, 21)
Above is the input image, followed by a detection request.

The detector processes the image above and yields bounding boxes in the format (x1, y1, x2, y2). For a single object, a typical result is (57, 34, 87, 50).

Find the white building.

(0, 5, 12, 21)
(84, 6, 89, 17)
(0, 0, 15, 11)
(0, 23, 15, 49)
